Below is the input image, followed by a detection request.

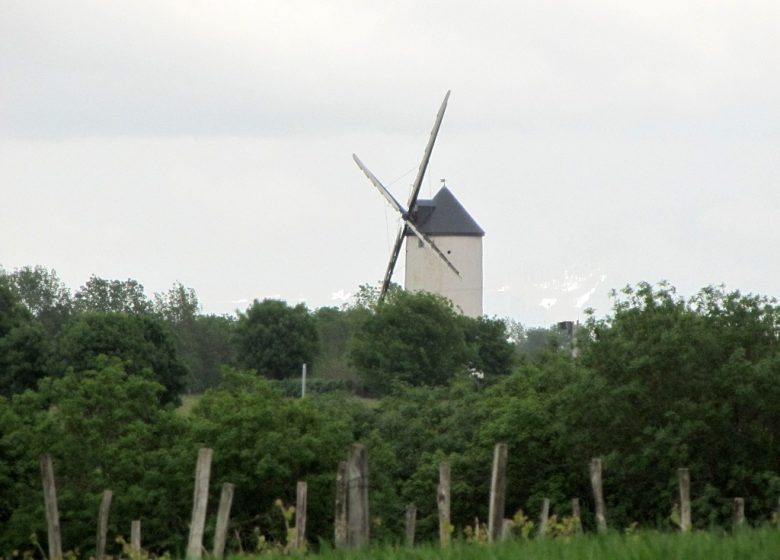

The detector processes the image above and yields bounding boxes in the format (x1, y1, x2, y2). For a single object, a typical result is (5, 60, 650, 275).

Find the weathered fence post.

(347, 444, 369, 548)
(334, 461, 348, 548)
(294, 481, 308, 550)
(213, 482, 235, 559)
(96, 490, 112, 560)
(404, 504, 417, 547)
(187, 447, 213, 560)
(488, 443, 508, 542)
(678, 468, 691, 532)
(538, 498, 550, 538)
(333, 461, 348, 548)
(130, 520, 141, 553)
(571, 497, 582, 533)
(438, 462, 451, 547)
(733, 497, 745, 528)
(40, 453, 63, 560)
(589, 457, 607, 534)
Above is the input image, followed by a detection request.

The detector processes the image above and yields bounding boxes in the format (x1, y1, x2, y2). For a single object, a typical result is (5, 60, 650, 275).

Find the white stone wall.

(404, 235, 483, 317)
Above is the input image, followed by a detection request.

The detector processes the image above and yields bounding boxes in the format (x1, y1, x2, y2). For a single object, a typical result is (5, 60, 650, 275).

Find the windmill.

(353, 91, 485, 316)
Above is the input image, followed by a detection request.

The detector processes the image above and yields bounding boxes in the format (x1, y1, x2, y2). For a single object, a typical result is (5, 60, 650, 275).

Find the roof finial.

(440, 178, 447, 188)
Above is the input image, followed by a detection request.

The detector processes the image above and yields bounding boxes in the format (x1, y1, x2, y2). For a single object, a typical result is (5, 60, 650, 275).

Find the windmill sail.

(407, 90, 450, 212)
(354, 91, 457, 302)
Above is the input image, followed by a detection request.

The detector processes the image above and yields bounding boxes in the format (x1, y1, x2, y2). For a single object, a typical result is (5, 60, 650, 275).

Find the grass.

(176, 393, 201, 416)
(230, 528, 780, 560)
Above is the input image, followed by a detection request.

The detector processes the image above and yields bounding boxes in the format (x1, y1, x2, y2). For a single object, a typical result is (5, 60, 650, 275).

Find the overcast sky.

(2, 1, 778, 325)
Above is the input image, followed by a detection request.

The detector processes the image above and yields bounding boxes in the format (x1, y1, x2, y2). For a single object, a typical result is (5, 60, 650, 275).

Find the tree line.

(1, 266, 779, 555)
(0, 266, 537, 398)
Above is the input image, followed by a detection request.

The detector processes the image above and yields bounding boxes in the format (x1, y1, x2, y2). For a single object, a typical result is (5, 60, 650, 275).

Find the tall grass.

(235, 528, 780, 560)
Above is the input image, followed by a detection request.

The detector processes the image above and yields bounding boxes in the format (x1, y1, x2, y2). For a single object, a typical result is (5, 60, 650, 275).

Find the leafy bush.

(189, 369, 368, 547)
(0, 359, 193, 555)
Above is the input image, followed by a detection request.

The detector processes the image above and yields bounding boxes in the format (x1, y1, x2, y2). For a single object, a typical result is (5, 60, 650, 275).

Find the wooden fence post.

(538, 498, 550, 537)
(678, 468, 691, 532)
(130, 520, 141, 553)
(96, 490, 112, 560)
(404, 504, 417, 547)
(294, 481, 308, 550)
(571, 497, 582, 533)
(438, 462, 451, 547)
(334, 461, 348, 548)
(347, 444, 369, 548)
(213, 482, 235, 559)
(488, 443, 508, 542)
(187, 447, 213, 560)
(733, 497, 745, 528)
(589, 457, 607, 534)
(40, 454, 63, 560)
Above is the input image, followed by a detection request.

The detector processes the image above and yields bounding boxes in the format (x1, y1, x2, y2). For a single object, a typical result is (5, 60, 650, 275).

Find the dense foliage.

(575, 283, 780, 527)
(312, 306, 361, 383)
(0, 281, 49, 395)
(0, 360, 192, 554)
(235, 299, 319, 379)
(56, 312, 187, 404)
(349, 291, 514, 393)
(190, 370, 368, 547)
(1, 267, 780, 556)
(350, 291, 470, 392)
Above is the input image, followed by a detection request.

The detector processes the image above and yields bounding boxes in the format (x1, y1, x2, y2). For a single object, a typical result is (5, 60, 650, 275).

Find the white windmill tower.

(353, 91, 484, 317)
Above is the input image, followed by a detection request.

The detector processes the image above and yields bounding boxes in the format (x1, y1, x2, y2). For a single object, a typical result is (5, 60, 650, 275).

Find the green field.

(236, 529, 780, 560)
(176, 393, 202, 415)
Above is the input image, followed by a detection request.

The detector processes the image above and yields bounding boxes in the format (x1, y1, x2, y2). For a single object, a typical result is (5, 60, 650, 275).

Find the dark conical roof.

(407, 186, 484, 236)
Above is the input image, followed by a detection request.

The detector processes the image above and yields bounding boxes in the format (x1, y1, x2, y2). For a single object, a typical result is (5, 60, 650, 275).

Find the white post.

(301, 363, 307, 398)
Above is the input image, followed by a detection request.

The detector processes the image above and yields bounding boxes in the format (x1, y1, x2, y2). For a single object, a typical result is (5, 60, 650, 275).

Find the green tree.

(153, 282, 236, 392)
(73, 275, 152, 314)
(153, 282, 200, 324)
(3, 266, 72, 336)
(368, 356, 585, 543)
(180, 315, 236, 392)
(234, 299, 318, 379)
(367, 378, 486, 540)
(515, 327, 566, 360)
(573, 282, 780, 528)
(349, 290, 470, 394)
(56, 312, 187, 403)
(466, 352, 587, 530)
(351, 283, 398, 311)
(0, 281, 50, 395)
(190, 369, 364, 546)
(311, 306, 360, 382)
(461, 315, 515, 379)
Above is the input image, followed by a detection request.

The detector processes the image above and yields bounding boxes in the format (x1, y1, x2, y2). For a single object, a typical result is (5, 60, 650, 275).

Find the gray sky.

(2, 0, 779, 325)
